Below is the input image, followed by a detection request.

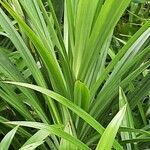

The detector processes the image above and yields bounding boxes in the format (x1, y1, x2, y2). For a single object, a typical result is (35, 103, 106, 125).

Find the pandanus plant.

(0, 0, 150, 149)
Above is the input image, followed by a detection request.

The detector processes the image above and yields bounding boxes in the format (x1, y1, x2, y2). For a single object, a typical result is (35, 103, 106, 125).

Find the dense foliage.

(0, 0, 150, 149)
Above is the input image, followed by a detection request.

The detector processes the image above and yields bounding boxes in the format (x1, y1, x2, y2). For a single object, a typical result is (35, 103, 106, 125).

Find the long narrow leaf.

(4, 81, 123, 150)
(96, 105, 127, 150)
(0, 126, 18, 150)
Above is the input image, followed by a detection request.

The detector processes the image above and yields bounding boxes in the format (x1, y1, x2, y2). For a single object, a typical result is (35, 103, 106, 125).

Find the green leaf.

(59, 121, 78, 150)
(4, 81, 123, 150)
(90, 24, 150, 120)
(129, 73, 150, 109)
(0, 1, 66, 124)
(0, 1, 68, 96)
(96, 105, 127, 150)
(0, 116, 31, 138)
(78, 0, 131, 80)
(119, 87, 136, 150)
(0, 126, 18, 150)
(73, 81, 90, 131)
(119, 127, 150, 137)
(92, 21, 150, 97)
(19, 141, 44, 150)
(19, 129, 51, 150)
(6, 121, 90, 150)
(0, 7, 52, 123)
(74, 81, 90, 112)
(73, 0, 99, 77)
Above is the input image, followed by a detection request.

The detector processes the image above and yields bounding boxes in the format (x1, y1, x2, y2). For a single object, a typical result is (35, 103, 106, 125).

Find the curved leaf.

(0, 126, 18, 150)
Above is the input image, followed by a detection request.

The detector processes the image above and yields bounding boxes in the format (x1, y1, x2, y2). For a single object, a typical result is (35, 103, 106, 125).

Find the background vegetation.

(0, 0, 150, 149)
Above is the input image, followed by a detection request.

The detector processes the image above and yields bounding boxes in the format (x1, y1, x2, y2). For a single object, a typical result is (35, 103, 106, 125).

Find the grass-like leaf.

(0, 126, 18, 150)
(96, 105, 127, 150)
